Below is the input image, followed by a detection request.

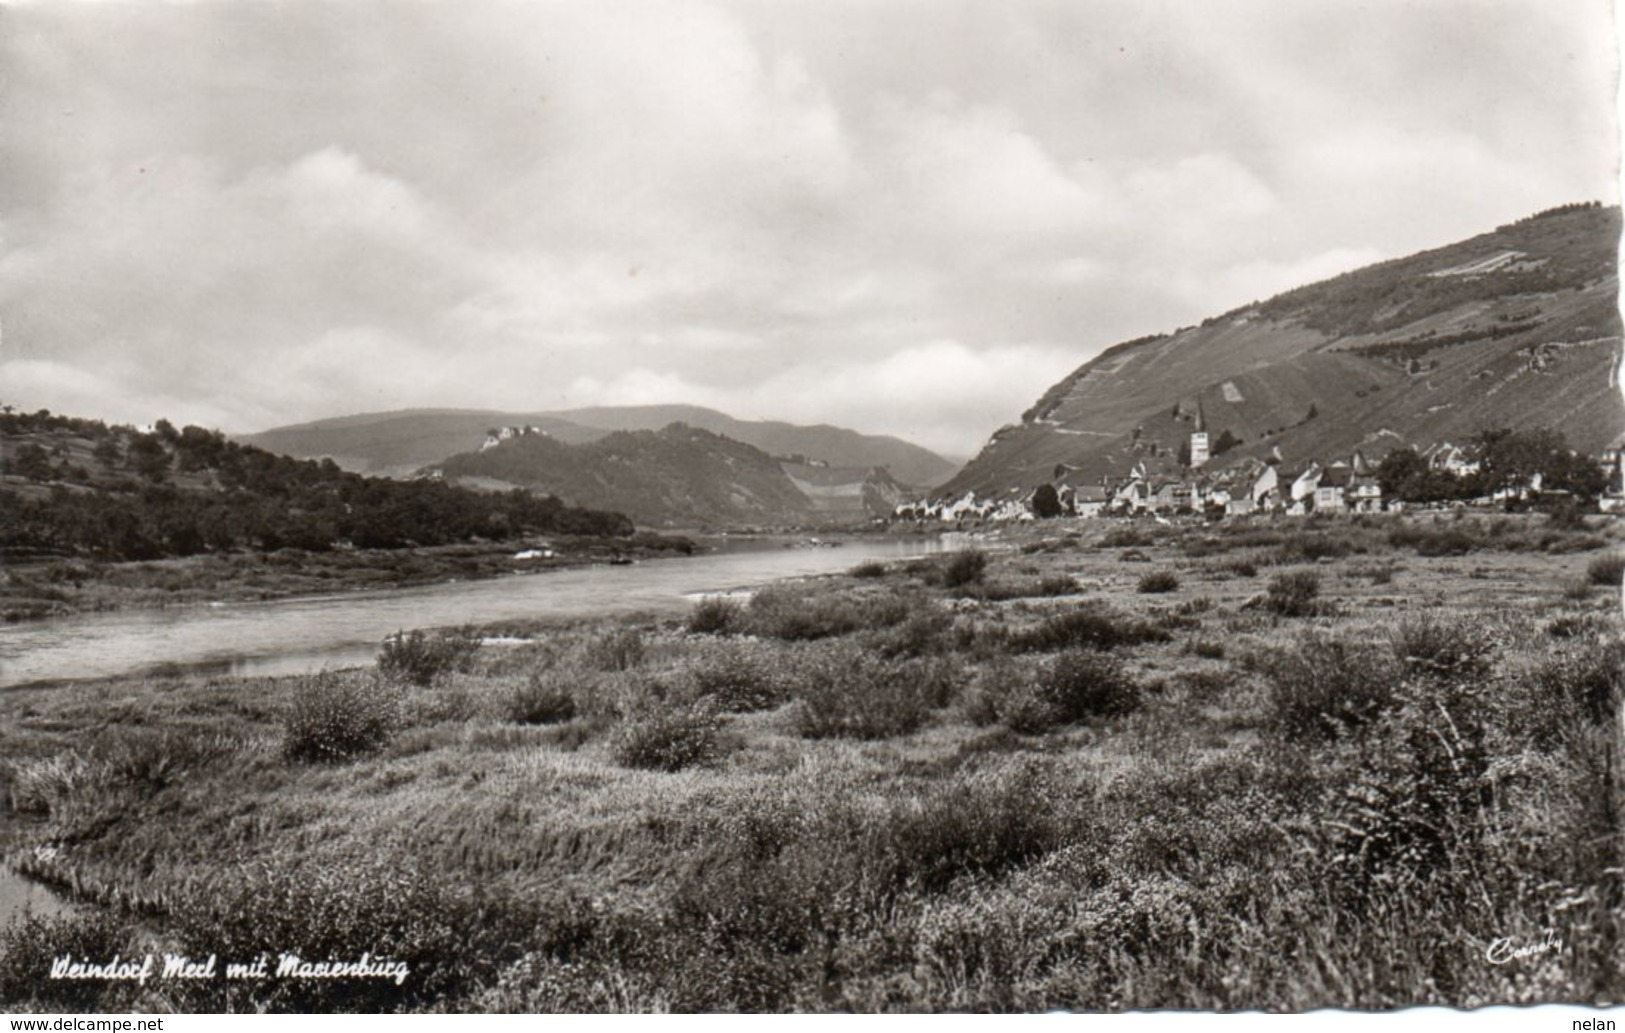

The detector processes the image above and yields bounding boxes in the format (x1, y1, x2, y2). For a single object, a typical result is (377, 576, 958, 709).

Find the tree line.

(1375, 427, 1608, 505)
(0, 410, 633, 561)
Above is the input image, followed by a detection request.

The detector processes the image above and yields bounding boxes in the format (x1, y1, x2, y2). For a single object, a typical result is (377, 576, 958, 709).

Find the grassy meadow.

(3, 510, 1624, 1012)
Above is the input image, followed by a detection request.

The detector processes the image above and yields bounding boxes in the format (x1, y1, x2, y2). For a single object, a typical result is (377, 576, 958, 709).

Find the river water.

(0, 535, 972, 924)
(0, 535, 968, 690)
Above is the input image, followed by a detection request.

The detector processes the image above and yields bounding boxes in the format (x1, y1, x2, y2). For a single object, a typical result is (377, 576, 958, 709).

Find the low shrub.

(683, 642, 790, 712)
(1391, 613, 1495, 683)
(584, 627, 646, 671)
(1038, 575, 1075, 596)
(1547, 613, 1612, 639)
(745, 586, 915, 641)
(940, 550, 988, 589)
(1185, 637, 1226, 660)
(378, 629, 478, 686)
(1174, 669, 1231, 701)
(1564, 580, 1596, 601)
(0, 910, 139, 1011)
(884, 766, 1062, 893)
(1262, 570, 1323, 617)
(282, 671, 404, 763)
(1010, 604, 1172, 653)
(687, 596, 743, 634)
(1527, 634, 1625, 726)
(849, 561, 888, 579)
(611, 702, 727, 771)
(1587, 553, 1625, 587)
(1036, 650, 1142, 723)
(791, 651, 934, 739)
(505, 673, 578, 725)
(1258, 633, 1401, 741)
(867, 607, 954, 658)
(1215, 558, 1257, 578)
(1138, 570, 1180, 594)
(1101, 527, 1154, 548)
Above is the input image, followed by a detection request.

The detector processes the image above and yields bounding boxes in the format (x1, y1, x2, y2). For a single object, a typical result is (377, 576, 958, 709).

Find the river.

(0, 534, 972, 925)
(0, 535, 970, 690)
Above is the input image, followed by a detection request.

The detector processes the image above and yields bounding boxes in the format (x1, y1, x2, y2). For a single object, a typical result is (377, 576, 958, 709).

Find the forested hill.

(0, 409, 633, 562)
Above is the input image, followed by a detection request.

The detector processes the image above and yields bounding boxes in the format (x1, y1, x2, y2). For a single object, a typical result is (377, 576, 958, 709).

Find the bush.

(1010, 604, 1172, 652)
(1035, 650, 1142, 723)
(611, 702, 726, 771)
(505, 673, 578, 725)
(683, 642, 789, 712)
(1391, 613, 1495, 682)
(1038, 575, 1075, 596)
(849, 561, 888, 578)
(745, 585, 914, 641)
(791, 651, 934, 739)
(1215, 558, 1257, 578)
(687, 596, 743, 634)
(1101, 527, 1154, 548)
(1587, 552, 1625, 586)
(940, 550, 988, 589)
(1186, 638, 1226, 660)
(378, 629, 478, 686)
(1138, 570, 1180, 594)
(1262, 570, 1323, 617)
(584, 627, 646, 671)
(884, 767, 1061, 893)
(866, 607, 953, 658)
(0, 910, 138, 1011)
(1259, 633, 1401, 741)
(1527, 633, 1625, 726)
(282, 672, 403, 763)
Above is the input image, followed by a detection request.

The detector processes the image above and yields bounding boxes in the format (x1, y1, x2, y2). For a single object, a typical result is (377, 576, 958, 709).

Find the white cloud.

(0, 0, 1616, 456)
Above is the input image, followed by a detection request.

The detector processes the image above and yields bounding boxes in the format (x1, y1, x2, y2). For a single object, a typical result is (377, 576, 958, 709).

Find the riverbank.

(0, 533, 704, 623)
(3, 511, 1623, 1011)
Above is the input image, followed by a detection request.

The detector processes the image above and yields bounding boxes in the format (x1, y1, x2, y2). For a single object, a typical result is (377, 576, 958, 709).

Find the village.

(897, 427, 1625, 523)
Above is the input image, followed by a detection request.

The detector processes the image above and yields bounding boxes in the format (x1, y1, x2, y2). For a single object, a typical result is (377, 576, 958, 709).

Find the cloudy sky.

(1, 0, 1618, 457)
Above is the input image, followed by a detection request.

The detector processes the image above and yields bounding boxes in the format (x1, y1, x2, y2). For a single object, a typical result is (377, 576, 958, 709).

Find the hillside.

(0, 410, 633, 564)
(943, 202, 1624, 495)
(242, 405, 957, 487)
(435, 423, 906, 529)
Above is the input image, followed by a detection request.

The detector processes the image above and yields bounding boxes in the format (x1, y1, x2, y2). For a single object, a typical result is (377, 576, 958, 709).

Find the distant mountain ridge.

(944, 202, 1624, 497)
(241, 404, 957, 487)
(433, 423, 909, 528)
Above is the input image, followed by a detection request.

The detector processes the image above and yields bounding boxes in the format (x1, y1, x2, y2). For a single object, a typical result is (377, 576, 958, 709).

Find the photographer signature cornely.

(1484, 930, 1564, 966)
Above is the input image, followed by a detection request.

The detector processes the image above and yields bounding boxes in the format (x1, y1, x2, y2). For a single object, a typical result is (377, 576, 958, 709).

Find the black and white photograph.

(0, 0, 1622, 1017)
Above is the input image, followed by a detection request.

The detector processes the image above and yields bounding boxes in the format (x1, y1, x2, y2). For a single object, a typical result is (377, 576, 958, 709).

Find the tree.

(128, 434, 171, 483)
(1178, 438, 1192, 467)
(1471, 427, 1607, 501)
(1031, 484, 1064, 519)
(93, 436, 121, 469)
(10, 443, 53, 481)
(1213, 429, 1241, 456)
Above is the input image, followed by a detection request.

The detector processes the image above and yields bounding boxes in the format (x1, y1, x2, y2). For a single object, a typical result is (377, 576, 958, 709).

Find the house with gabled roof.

(1070, 484, 1109, 518)
(1348, 471, 1383, 512)
(1314, 463, 1351, 513)
(1280, 463, 1321, 514)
